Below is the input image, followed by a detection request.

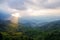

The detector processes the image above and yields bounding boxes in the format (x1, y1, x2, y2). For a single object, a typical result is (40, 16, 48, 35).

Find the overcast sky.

(0, 0, 60, 17)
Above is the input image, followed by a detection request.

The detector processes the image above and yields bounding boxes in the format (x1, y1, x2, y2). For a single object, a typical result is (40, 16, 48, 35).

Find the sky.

(0, 0, 60, 21)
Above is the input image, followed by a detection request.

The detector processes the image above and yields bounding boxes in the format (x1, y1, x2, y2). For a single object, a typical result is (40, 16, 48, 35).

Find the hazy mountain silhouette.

(39, 20, 60, 31)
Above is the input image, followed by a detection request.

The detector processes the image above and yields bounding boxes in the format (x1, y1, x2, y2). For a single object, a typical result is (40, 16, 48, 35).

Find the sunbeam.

(8, 13, 21, 33)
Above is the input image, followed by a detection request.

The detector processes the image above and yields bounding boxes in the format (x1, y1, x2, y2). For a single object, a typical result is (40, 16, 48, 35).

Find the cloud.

(7, 0, 60, 10)
(0, 0, 60, 18)
(0, 0, 5, 3)
(42, 0, 60, 9)
(8, 0, 27, 10)
(1, 0, 60, 10)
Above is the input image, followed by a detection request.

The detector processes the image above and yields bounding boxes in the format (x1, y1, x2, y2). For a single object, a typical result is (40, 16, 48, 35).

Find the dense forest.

(0, 20, 60, 40)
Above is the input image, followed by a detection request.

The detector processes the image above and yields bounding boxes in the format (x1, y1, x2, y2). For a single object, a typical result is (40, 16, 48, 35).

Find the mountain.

(0, 19, 10, 31)
(0, 10, 11, 31)
(0, 19, 60, 40)
(19, 16, 60, 27)
(0, 17, 60, 32)
(19, 18, 48, 27)
(39, 20, 60, 31)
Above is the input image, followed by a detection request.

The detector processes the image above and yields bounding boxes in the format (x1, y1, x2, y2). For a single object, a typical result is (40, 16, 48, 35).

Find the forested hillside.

(0, 20, 60, 40)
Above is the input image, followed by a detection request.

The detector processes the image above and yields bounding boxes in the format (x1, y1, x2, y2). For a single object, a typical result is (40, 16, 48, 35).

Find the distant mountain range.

(39, 20, 60, 31)
(0, 18, 60, 32)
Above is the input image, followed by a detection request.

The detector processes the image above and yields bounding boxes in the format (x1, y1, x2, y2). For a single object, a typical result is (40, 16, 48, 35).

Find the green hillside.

(0, 20, 60, 40)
